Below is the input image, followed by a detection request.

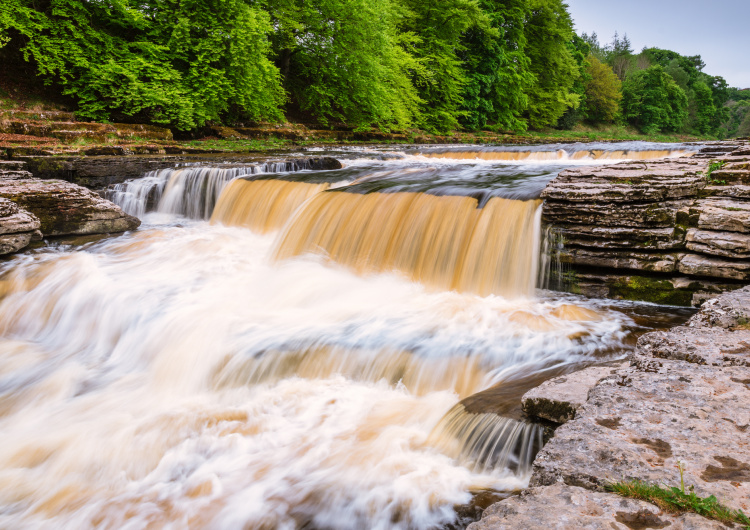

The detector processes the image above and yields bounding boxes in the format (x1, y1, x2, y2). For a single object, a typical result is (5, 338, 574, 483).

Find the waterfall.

(272, 189, 544, 298)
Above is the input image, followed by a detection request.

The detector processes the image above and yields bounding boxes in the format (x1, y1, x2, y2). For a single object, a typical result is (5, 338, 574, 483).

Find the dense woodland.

(1, 0, 749, 136)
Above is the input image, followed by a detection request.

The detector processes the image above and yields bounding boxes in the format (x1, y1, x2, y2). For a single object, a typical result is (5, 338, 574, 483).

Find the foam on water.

(0, 220, 629, 528)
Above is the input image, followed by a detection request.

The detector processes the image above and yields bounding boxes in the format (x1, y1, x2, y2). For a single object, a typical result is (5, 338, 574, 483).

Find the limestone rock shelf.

(0, 164, 138, 255)
(470, 286, 750, 529)
(542, 140, 750, 305)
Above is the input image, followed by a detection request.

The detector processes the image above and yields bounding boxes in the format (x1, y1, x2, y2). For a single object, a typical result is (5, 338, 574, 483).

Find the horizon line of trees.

(1, 0, 748, 137)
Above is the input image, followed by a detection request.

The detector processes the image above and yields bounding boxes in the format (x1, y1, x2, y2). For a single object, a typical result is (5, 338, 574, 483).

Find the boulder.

(522, 363, 628, 424)
(0, 178, 140, 236)
(466, 484, 728, 530)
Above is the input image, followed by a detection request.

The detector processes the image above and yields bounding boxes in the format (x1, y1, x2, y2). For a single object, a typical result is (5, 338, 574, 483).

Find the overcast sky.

(565, 0, 750, 88)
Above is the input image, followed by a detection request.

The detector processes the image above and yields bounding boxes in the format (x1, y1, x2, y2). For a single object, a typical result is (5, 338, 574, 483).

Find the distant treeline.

(1, 0, 748, 136)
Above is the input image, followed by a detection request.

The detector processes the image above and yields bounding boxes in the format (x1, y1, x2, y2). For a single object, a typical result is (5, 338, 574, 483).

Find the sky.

(565, 0, 750, 88)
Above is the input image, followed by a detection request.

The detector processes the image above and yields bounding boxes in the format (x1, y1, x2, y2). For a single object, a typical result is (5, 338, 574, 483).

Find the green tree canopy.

(622, 65, 688, 133)
(3, 0, 285, 129)
(584, 55, 622, 123)
(524, 0, 580, 129)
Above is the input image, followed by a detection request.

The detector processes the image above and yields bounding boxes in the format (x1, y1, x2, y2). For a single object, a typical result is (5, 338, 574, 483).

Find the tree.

(259, 0, 421, 130)
(621, 65, 688, 133)
(458, 0, 532, 131)
(690, 81, 716, 135)
(738, 111, 750, 137)
(401, 0, 489, 132)
(4, 0, 285, 129)
(524, 0, 580, 129)
(584, 55, 622, 123)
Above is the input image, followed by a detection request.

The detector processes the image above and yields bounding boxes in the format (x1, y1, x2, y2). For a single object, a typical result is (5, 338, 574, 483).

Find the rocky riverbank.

(0, 160, 139, 256)
(469, 286, 750, 529)
(542, 139, 750, 306)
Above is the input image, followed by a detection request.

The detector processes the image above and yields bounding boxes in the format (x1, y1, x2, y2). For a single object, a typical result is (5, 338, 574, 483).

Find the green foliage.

(3, 0, 284, 129)
(622, 65, 688, 134)
(259, 0, 421, 130)
(458, 0, 532, 131)
(401, 0, 489, 132)
(583, 55, 621, 123)
(524, 0, 580, 129)
(607, 480, 750, 529)
(690, 81, 717, 134)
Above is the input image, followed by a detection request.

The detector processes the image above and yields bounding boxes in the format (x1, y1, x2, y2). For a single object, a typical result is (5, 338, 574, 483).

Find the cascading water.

(0, 142, 699, 529)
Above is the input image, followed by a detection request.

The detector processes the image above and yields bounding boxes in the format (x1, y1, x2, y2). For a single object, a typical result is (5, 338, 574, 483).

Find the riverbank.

(470, 286, 750, 529)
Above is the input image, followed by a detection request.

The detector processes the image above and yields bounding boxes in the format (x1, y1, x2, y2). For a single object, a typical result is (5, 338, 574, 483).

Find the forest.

(1, 0, 749, 136)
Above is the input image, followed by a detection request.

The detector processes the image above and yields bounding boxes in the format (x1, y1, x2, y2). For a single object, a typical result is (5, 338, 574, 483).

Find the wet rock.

(557, 226, 685, 250)
(0, 197, 42, 255)
(0, 178, 139, 236)
(638, 327, 750, 366)
(676, 253, 750, 281)
(529, 360, 750, 512)
(693, 198, 750, 233)
(466, 484, 728, 530)
(522, 364, 628, 424)
(560, 249, 679, 273)
(686, 229, 750, 259)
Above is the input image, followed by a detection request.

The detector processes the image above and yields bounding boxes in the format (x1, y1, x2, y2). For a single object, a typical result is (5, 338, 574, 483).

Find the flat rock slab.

(560, 248, 680, 273)
(0, 197, 41, 255)
(542, 161, 707, 203)
(467, 484, 728, 530)
(676, 253, 750, 281)
(557, 226, 685, 250)
(686, 228, 750, 259)
(694, 198, 750, 233)
(543, 200, 691, 228)
(638, 327, 750, 366)
(688, 286, 750, 329)
(530, 359, 750, 512)
(522, 364, 628, 424)
(0, 178, 139, 236)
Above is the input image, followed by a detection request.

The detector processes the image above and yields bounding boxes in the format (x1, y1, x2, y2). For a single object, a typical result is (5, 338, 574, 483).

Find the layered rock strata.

(542, 140, 750, 306)
(16, 155, 343, 190)
(0, 163, 139, 255)
(470, 287, 750, 528)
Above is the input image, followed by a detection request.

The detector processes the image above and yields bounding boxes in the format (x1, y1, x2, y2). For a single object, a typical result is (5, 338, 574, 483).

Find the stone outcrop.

(542, 140, 750, 305)
(0, 197, 41, 255)
(0, 163, 139, 254)
(522, 363, 627, 424)
(470, 287, 750, 528)
(468, 485, 729, 530)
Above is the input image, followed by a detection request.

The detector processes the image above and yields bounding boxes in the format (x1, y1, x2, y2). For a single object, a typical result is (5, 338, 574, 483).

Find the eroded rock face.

(637, 327, 750, 366)
(542, 140, 750, 305)
(522, 364, 627, 424)
(0, 174, 139, 238)
(0, 197, 41, 255)
(466, 485, 729, 530)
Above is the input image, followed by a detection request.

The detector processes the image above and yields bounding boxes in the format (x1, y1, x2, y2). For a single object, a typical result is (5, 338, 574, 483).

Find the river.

(0, 143, 697, 529)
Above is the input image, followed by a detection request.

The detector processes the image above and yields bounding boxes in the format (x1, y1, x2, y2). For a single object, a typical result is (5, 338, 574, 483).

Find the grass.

(606, 467, 750, 529)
